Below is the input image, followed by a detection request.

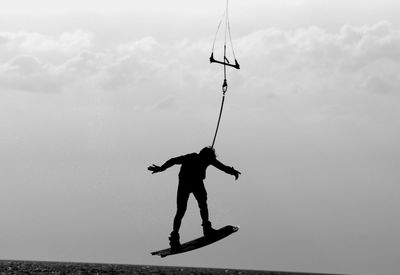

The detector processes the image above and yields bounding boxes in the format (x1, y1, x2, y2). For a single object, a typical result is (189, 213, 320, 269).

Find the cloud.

(0, 31, 98, 93)
(0, 30, 92, 54)
(6, 55, 43, 74)
(116, 36, 159, 54)
(61, 51, 106, 74)
(0, 22, 399, 100)
(0, 55, 61, 93)
(154, 96, 179, 110)
(234, 21, 400, 98)
(239, 21, 400, 70)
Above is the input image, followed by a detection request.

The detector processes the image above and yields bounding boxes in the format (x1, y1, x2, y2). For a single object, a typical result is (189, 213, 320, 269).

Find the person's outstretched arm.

(212, 159, 241, 180)
(148, 155, 185, 174)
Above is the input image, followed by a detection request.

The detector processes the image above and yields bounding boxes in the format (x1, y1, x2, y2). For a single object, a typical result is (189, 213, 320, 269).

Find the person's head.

(199, 146, 217, 161)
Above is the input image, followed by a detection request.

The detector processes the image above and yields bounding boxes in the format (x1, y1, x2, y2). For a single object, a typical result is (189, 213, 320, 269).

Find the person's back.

(178, 153, 210, 182)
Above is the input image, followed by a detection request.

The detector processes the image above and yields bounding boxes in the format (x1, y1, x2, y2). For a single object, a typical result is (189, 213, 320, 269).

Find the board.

(151, 225, 239, 258)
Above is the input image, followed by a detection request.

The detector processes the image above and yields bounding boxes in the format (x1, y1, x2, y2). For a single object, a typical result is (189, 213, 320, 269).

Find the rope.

(210, 0, 238, 149)
(211, 92, 226, 148)
(224, 0, 228, 57)
(227, 12, 237, 61)
(210, 8, 226, 54)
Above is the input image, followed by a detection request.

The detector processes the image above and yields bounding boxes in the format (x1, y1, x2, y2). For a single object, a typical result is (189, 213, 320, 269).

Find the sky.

(0, 0, 400, 274)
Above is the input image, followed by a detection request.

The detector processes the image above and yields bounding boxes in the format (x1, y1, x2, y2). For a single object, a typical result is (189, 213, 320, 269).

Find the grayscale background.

(0, 0, 399, 274)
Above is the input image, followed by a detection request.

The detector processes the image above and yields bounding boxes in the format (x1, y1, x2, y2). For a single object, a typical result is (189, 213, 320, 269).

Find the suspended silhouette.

(149, 147, 240, 256)
(150, 0, 241, 256)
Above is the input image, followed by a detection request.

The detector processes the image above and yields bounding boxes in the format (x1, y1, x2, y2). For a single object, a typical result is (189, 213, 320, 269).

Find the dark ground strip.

(0, 260, 344, 275)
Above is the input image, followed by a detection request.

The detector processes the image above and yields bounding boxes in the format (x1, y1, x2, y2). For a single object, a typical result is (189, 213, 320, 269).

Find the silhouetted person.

(148, 146, 240, 249)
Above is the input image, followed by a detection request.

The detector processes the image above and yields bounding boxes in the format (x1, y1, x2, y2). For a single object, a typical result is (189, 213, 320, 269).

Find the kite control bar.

(210, 53, 240, 70)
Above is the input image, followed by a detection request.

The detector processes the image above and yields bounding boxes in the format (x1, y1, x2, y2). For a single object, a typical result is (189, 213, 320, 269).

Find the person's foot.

(202, 221, 218, 237)
(169, 232, 181, 250)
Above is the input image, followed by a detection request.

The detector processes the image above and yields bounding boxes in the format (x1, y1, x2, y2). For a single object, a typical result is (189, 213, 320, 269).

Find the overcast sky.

(1, 1, 400, 274)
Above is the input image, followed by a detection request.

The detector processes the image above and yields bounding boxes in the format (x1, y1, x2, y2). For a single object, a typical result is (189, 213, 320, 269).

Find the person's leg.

(170, 183, 190, 248)
(173, 185, 190, 234)
(193, 182, 216, 236)
(193, 182, 209, 223)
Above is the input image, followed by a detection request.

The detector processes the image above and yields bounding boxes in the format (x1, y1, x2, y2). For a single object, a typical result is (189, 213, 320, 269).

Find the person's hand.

(148, 164, 163, 174)
(233, 169, 241, 180)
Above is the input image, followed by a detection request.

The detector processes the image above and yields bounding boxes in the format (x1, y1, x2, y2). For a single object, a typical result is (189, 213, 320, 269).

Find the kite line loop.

(210, 0, 240, 148)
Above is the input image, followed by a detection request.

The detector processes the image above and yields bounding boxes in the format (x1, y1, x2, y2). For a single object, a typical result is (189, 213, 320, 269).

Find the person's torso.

(178, 153, 210, 181)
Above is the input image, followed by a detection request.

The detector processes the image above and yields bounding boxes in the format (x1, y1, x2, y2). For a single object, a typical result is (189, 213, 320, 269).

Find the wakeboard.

(151, 225, 239, 258)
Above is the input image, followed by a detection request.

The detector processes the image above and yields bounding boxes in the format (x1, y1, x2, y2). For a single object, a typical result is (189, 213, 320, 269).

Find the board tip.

(226, 225, 239, 232)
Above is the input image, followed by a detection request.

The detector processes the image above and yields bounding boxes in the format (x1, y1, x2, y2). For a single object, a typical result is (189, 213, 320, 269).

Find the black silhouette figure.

(148, 146, 241, 250)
